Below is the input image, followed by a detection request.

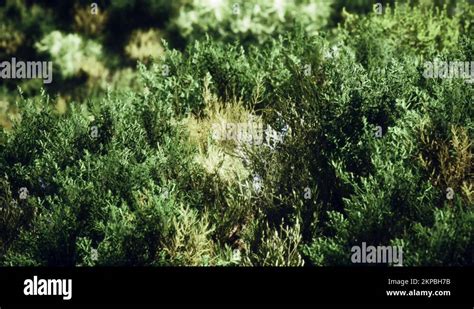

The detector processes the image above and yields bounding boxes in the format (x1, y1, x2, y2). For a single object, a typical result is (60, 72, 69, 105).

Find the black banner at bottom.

(0, 267, 472, 307)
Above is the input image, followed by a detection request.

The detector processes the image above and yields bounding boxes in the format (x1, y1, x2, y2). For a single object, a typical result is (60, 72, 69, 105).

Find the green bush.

(0, 1, 472, 266)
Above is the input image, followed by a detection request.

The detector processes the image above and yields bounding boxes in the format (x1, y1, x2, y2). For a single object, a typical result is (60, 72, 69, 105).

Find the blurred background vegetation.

(0, 0, 469, 102)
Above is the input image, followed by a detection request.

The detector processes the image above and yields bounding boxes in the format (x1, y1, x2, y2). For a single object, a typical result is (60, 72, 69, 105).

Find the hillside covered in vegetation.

(0, 0, 472, 266)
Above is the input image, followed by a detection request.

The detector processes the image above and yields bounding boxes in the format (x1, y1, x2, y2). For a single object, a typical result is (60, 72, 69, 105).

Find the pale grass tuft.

(420, 124, 473, 203)
(163, 205, 215, 266)
(182, 74, 262, 184)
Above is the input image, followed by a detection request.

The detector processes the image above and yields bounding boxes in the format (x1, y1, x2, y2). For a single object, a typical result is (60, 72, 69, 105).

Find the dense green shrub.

(0, 1, 472, 266)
